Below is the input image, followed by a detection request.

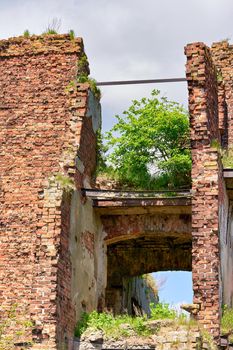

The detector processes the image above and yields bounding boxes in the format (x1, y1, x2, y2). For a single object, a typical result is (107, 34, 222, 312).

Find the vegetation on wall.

(23, 30, 30, 38)
(75, 303, 196, 340)
(75, 304, 173, 338)
(221, 306, 233, 342)
(0, 304, 33, 349)
(222, 146, 233, 168)
(98, 90, 191, 190)
(20, 28, 101, 99)
(149, 302, 176, 320)
(77, 54, 101, 99)
(43, 18, 61, 35)
(210, 139, 233, 168)
(75, 311, 150, 338)
(69, 29, 75, 40)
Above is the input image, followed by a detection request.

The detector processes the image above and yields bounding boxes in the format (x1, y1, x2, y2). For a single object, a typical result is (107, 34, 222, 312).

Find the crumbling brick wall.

(186, 40, 233, 342)
(0, 35, 101, 349)
(211, 41, 233, 146)
(211, 40, 233, 311)
(185, 43, 222, 340)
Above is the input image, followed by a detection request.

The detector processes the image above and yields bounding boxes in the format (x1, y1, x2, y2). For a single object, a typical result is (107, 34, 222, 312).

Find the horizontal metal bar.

(82, 188, 191, 194)
(96, 77, 187, 86)
(223, 169, 233, 178)
(93, 196, 191, 202)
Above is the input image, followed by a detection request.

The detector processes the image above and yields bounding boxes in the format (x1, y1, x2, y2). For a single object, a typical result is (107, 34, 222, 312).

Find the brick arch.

(107, 236, 192, 278)
(103, 212, 192, 313)
(102, 212, 191, 245)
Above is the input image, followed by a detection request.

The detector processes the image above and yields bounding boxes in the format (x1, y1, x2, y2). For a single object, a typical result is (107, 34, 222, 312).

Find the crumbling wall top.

(211, 40, 233, 83)
(0, 34, 84, 57)
(212, 40, 233, 51)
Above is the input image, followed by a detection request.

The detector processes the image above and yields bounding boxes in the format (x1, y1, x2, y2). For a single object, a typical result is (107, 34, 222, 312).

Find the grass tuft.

(69, 29, 75, 40)
(23, 29, 30, 38)
(43, 17, 61, 35)
(75, 303, 197, 339)
(221, 306, 233, 336)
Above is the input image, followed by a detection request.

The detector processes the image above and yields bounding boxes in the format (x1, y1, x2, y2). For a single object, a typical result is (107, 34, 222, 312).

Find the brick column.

(211, 41, 233, 146)
(185, 43, 221, 340)
(0, 35, 100, 349)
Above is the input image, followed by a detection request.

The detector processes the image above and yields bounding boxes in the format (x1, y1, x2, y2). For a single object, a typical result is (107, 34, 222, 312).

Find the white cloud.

(0, 0, 229, 303)
(0, 0, 232, 132)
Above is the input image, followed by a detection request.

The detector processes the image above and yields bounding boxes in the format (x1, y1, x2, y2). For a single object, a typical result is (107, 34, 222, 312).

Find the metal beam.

(96, 77, 187, 86)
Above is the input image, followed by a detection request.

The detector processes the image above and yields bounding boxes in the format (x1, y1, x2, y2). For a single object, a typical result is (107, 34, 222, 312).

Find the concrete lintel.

(223, 169, 233, 178)
(93, 197, 191, 215)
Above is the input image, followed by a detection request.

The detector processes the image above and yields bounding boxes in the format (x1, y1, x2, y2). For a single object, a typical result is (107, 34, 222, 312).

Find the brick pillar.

(185, 43, 221, 340)
(0, 35, 100, 349)
(218, 82, 228, 148)
(211, 41, 233, 146)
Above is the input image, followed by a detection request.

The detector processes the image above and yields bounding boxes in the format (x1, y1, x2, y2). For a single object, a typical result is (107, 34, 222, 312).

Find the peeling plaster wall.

(219, 181, 233, 307)
(70, 191, 107, 320)
(105, 274, 159, 316)
(211, 42, 233, 307)
(122, 276, 159, 316)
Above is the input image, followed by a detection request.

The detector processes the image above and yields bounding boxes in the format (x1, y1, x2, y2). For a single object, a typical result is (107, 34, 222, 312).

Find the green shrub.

(75, 311, 150, 339)
(221, 306, 233, 335)
(150, 302, 176, 320)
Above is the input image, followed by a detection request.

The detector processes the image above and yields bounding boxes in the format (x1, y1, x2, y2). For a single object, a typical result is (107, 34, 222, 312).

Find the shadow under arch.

(105, 234, 192, 314)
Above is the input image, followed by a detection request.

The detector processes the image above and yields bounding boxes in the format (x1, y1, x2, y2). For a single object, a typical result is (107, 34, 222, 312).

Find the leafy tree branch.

(99, 90, 191, 190)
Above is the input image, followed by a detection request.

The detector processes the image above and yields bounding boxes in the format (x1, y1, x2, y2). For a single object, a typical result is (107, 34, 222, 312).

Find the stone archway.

(91, 196, 192, 314)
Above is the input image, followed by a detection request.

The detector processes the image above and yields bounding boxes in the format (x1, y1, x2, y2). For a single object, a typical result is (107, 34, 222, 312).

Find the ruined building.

(0, 35, 233, 349)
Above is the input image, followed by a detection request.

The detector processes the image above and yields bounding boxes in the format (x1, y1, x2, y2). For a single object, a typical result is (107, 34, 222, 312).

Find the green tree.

(103, 90, 191, 189)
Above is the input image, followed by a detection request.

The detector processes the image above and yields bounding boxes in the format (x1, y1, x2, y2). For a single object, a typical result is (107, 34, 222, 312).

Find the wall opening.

(105, 233, 192, 315)
(153, 271, 193, 309)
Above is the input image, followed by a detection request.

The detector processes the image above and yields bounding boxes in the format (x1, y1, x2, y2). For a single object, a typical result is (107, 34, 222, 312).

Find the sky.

(153, 271, 193, 306)
(1, 0, 232, 305)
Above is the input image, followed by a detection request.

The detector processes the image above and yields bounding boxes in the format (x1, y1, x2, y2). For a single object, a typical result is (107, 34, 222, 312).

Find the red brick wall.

(217, 82, 228, 148)
(211, 40, 233, 313)
(211, 41, 233, 146)
(185, 43, 221, 340)
(0, 35, 97, 349)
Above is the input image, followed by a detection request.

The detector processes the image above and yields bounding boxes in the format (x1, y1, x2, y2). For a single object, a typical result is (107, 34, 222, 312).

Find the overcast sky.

(1, 0, 232, 304)
(1, 0, 233, 131)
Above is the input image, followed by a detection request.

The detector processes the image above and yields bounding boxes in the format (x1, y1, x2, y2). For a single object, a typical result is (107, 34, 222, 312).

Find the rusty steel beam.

(96, 77, 187, 86)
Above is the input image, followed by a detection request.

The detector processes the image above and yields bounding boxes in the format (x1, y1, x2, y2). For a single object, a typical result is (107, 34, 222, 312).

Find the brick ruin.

(1, 35, 233, 348)
(0, 35, 103, 349)
(186, 41, 233, 341)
